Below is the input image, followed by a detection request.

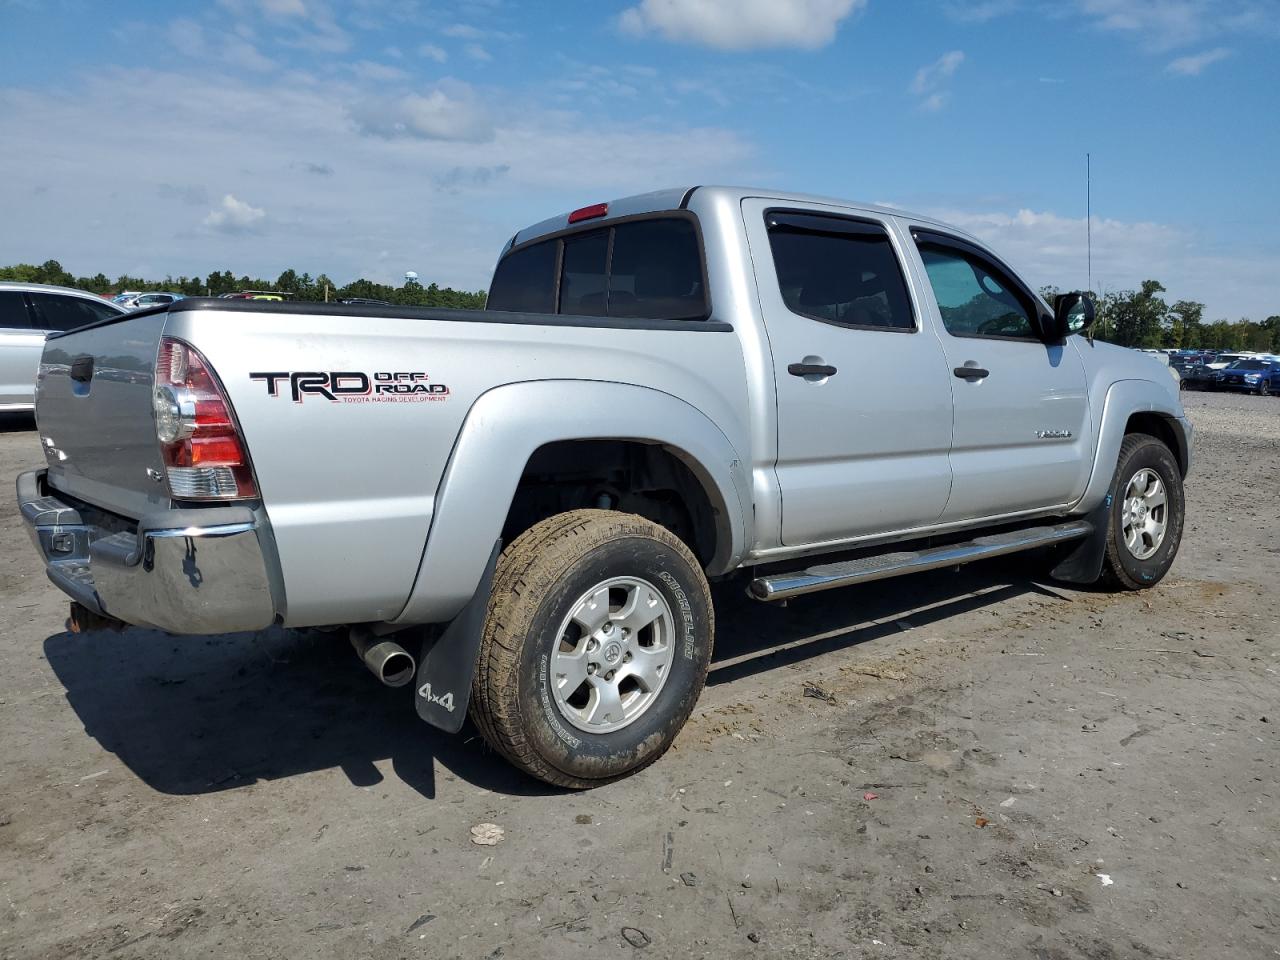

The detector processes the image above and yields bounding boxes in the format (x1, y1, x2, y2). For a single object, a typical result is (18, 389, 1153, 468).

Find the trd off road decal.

(250, 371, 449, 404)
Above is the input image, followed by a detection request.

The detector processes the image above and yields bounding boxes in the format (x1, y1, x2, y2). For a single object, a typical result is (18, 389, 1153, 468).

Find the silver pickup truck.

(19, 185, 1191, 787)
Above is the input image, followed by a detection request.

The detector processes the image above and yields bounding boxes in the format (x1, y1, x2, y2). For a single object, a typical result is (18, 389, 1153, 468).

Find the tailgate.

(36, 311, 169, 519)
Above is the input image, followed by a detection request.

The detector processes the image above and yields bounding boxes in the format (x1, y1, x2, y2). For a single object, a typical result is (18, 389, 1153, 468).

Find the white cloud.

(261, 0, 306, 15)
(925, 205, 1280, 320)
(944, 0, 1019, 23)
(0, 67, 755, 291)
(351, 83, 495, 142)
(167, 18, 206, 56)
(165, 16, 273, 71)
(215, 0, 348, 52)
(442, 23, 484, 39)
(418, 42, 448, 63)
(349, 59, 409, 82)
(1076, 0, 1280, 51)
(911, 50, 965, 94)
(440, 23, 517, 42)
(204, 194, 267, 233)
(910, 50, 964, 110)
(464, 43, 492, 62)
(619, 0, 866, 50)
(1167, 46, 1232, 75)
(285, 19, 350, 53)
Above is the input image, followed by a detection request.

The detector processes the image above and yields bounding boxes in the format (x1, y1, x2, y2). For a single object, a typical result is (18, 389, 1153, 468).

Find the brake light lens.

(153, 338, 256, 500)
(568, 202, 608, 224)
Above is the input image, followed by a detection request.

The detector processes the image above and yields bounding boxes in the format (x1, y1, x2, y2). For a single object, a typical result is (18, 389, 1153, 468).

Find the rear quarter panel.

(165, 308, 749, 627)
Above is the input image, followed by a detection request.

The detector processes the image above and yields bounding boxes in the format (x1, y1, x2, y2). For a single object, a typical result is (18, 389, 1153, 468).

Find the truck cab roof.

(508, 185, 982, 251)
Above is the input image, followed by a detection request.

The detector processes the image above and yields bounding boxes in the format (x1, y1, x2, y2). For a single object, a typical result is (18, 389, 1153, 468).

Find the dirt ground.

(0, 391, 1276, 960)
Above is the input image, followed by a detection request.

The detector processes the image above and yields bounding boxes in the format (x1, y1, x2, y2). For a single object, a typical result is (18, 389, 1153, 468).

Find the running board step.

(750, 520, 1093, 601)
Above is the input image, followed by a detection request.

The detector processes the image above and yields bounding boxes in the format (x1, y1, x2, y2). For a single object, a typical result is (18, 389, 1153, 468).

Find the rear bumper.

(17, 469, 279, 634)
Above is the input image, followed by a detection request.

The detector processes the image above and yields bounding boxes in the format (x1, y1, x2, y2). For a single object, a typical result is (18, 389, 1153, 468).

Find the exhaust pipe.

(350, 628, 416, 688)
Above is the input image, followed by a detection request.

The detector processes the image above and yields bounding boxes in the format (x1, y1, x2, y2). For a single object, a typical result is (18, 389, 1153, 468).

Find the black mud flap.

(414, 541, 500, 733)
(1049, 498, 1109, 584)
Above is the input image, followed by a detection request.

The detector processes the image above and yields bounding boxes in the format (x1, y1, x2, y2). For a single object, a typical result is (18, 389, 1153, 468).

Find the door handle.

(788, 362, 838, 378)
(953, 365, 989, 381)
(70, 356, 95, 383)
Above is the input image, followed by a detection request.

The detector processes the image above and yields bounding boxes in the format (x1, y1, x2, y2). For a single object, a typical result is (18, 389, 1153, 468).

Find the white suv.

(0, 282, 125, 411)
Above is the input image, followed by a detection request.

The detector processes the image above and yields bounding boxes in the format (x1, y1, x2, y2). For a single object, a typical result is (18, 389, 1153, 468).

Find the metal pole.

(1086, 152, 1092, 296)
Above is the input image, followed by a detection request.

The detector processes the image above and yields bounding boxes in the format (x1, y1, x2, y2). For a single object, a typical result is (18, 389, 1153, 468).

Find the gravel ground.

(0, 390, 1277, 960)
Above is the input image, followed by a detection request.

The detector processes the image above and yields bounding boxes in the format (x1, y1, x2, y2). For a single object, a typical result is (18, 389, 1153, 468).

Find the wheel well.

(1125, 412, 1187, 475)
(501, 440, 719, 567)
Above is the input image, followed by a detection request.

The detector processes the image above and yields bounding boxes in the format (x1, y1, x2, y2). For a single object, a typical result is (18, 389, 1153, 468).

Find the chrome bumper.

(17, 469, 279, 634)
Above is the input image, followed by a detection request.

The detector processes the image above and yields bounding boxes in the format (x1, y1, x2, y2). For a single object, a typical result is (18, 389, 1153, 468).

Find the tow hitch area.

(66, 601, 125, 634)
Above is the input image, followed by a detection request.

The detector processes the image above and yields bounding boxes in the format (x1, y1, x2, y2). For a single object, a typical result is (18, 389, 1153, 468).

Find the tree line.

(1041, 280, 1280, 353)
(0, 259, 488, 310)
(4, 259, 1276, 351)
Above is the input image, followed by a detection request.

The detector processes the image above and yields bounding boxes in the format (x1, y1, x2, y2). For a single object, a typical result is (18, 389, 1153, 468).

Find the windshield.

(1227, 359, 1267, 370)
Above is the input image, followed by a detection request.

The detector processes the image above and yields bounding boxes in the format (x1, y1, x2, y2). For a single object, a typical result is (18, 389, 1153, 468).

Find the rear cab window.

(487, 215, 709, 322)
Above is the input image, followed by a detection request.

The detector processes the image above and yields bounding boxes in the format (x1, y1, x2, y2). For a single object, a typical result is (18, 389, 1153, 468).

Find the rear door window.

(488, 215, 709, 321)
(29, 292, 117, 332)
(0, 291, 32, 329)
(765, 212, 915, 330)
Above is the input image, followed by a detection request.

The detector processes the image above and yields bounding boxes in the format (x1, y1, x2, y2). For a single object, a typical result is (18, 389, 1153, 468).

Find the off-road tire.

(1100, 433, 1185, 590)
(470, 510, 714, 788)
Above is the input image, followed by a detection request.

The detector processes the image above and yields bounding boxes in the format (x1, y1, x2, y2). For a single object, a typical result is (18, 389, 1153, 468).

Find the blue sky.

(1, 0, 1277, 320)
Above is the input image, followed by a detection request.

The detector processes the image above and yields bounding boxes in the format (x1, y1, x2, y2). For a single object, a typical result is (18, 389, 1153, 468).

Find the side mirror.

(1050, 292, 1095, 340)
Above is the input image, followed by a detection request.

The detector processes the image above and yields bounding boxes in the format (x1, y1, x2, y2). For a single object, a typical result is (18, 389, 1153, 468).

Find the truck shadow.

(708, 555, 1071, 686)
(41, 626, 546, 800)
(42, 555, 1069, 800)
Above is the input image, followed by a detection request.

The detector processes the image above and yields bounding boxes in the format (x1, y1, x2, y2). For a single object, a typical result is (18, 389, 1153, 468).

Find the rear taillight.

(152, 337, 256, 500)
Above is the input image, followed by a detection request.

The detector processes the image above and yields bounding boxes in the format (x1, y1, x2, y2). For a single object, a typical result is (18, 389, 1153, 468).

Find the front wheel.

(1259, 380, 1271, 397)
(470, 510, 713, 788)
(1100, 434, 1185, 589)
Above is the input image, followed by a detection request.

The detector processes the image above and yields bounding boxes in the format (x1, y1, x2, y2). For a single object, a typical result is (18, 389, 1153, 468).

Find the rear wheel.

(470, 510, 713, 788)
(1100, 434, 1185, 590)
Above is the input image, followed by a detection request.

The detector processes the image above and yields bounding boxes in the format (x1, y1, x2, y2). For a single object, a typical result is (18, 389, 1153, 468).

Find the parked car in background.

(1214, 358, 1280, 395)
(127, 292, 186, 310)
(111, 291, 143, 307)
(1138, 348, 1173, 366)
(1175, 360, 1216, 391)
(0, 282, 125, 410)
(219, 291, 291, 300)
(1206, 352, 1254, 371)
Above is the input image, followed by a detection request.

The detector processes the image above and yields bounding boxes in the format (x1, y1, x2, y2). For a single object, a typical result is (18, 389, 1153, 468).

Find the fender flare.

(1073, 379, 1191, 516)
(392, 379, 751, 626)
(1054, 379, 1191, 584)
